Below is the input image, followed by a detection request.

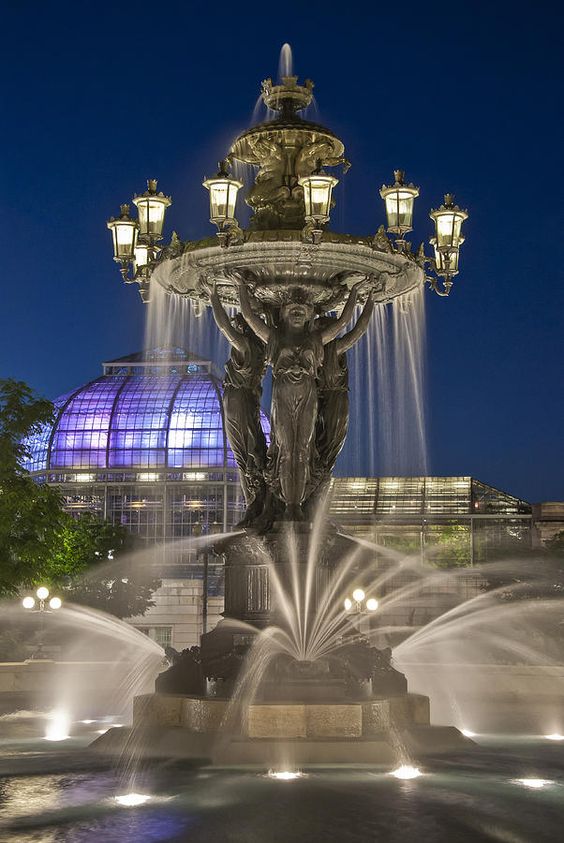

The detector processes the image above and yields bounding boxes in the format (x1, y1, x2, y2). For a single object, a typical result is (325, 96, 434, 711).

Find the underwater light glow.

(514, 778, 553, 789)
(115, 793, 151, 807)
(389, 765, 422, 780)
(44, 709, 71, 741)
(267, 770, 304, 781)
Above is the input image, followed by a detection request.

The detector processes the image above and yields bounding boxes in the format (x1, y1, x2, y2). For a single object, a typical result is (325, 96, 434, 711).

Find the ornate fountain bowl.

(151, 229, 425, 311)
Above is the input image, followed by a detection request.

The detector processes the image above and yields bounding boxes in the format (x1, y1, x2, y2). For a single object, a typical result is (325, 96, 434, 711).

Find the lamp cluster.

(108, 167, 467, 299)
(22, 586, 62, 611)
(344, 588, 378, 613)
(380, 171, 468, 296)
(107, 179, 172, 302)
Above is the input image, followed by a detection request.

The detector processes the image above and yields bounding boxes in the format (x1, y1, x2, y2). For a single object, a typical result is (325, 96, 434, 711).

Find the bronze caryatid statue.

(312, 293, 375, 502)
(236, 280, 372, 522)
(209, 284, 268, 527)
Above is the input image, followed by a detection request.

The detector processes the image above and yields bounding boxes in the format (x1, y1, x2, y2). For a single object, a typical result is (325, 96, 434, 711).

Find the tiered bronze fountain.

(105, 64, 470, 763)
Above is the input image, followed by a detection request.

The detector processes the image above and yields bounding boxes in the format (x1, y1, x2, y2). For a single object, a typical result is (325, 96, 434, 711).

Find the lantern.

(132, 179, 171, 239)
(299, 165, 339, 224)
(203, 161, 243, 228)
(380, 170, 419, 235)
(107, 205, 138, 263)
(430, 237, 462, 277)
(430, 194, 468, 252)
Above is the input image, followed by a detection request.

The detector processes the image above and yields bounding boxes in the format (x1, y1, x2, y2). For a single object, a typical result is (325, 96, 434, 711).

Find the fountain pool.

(1, 729, 564, 841)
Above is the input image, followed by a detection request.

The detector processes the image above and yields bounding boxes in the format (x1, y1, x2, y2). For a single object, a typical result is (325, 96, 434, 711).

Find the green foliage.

(0, 380, 66, 594)
(0, 379, 161, 617)
(53, 514, 161, 619)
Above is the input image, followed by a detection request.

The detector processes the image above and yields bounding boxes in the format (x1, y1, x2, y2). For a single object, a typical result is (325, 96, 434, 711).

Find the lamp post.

(22, 587, 63, 660)
(344, 588, 378, 637)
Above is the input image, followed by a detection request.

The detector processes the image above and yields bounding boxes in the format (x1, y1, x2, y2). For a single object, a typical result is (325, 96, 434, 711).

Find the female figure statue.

(313, 293, 375, 502)
(209, 286, 267, 526)
(239, 282, 362, 521)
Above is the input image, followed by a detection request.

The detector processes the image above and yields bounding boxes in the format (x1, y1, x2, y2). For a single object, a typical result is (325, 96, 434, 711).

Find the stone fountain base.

(91, 691, 473, 764)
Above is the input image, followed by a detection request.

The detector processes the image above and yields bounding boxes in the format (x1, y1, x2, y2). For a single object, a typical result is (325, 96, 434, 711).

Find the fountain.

(100, 50, 472, 765)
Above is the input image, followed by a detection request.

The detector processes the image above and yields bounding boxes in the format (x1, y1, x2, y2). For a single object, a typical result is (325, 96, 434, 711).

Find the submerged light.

(115, 793, 152, 807)
(267, 770, 305, 781)
(44, 709, 71, 742)
(389, 765, 422, 780)
(514, 778, 553, 789)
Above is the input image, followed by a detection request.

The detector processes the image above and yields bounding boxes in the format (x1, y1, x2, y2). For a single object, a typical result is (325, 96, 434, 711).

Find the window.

(138, 626, 172, 648)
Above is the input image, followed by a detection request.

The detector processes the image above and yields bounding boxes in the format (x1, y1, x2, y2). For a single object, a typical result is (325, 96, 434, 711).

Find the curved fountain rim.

(151, 234, 425, 307)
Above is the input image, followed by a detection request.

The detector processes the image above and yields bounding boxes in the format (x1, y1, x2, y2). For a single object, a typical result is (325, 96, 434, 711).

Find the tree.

(0, 379, 65, 594)
(0, 379, 161, 617)
(52, 514, 161, 619)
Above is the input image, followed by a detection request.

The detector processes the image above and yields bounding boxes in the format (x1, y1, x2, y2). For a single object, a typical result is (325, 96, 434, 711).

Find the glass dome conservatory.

(24, 348, 269, 477)
(21, 348, 272, 651)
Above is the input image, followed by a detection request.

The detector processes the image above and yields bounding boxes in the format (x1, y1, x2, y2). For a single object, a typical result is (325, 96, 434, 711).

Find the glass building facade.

(329, 476, 532, 566)
(22, 349, 270, 649)
(23, 350, 534, 649)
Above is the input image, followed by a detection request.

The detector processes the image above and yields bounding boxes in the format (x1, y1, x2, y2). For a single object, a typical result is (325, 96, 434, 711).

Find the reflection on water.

(1, 740, 564, 842)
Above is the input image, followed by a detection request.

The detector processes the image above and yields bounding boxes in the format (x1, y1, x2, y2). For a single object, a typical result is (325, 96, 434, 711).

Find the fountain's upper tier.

(151, 232, 424, 310)
(150, 74, 425, 310)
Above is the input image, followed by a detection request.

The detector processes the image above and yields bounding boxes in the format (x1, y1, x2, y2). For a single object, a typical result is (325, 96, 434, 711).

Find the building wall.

(54, 475, 537, 651)
(532, 502, 564, 546)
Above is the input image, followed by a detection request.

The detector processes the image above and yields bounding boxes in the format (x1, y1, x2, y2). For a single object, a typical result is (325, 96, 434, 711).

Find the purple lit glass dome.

(22, 349, 270, 474)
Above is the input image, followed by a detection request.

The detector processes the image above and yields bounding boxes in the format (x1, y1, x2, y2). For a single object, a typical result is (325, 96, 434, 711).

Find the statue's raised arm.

(238, 282, 271, 345)
(209, 286, 246, 353)
(336, 293, 375, 355)
(319, 284, 360, 345)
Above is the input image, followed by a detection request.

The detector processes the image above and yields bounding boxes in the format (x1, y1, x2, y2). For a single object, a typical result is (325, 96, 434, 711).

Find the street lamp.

(22, 587, 63, 659)
(107, 180, 171, 299)
(203, 160, 244, 246)
(132, 179, 171, 239)
(380, 170, 419, 239)
(428, 194, 468, 296)
(107, 204, 138, 269)
(299, 160, 339, 243)
(344, 588, 378, 613)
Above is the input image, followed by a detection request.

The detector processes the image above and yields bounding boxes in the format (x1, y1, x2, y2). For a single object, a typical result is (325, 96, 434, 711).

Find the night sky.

(2, 0, 563, 503)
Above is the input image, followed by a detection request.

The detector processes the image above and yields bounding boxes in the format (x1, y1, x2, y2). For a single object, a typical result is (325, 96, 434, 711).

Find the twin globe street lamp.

(22, 587, 63, 660)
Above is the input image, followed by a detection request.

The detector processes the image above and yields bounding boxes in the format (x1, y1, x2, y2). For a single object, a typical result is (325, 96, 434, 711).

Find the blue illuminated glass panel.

(21, 391, 74, 473)
(108, 377, 177, 468)
(51, 378, 127, 469)
(168, 377, 226, 468)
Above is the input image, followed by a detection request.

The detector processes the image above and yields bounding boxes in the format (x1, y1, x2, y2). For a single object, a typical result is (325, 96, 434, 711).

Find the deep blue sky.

(2, 0, 563, 502)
